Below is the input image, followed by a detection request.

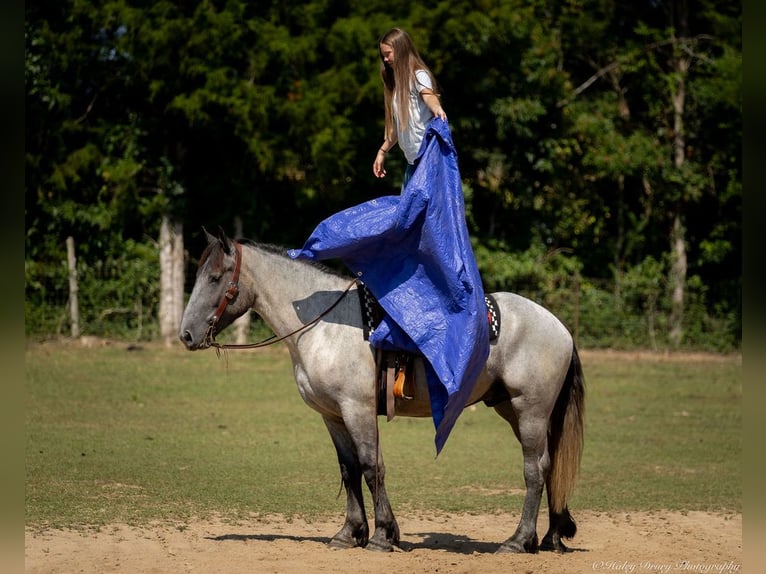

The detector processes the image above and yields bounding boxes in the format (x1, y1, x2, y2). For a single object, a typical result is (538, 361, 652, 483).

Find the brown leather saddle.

(358, 282, 501, 420)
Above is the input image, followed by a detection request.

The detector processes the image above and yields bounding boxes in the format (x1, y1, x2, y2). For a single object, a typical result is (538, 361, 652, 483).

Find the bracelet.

(378, 147, 387, 154)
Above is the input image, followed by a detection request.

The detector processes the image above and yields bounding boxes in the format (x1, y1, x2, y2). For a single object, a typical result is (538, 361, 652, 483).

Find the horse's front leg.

(359, 434, 400, 552)
(323, 415, 369, 548)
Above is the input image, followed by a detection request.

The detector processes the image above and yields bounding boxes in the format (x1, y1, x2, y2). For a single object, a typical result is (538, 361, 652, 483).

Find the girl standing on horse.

(373, 28, 447, 190)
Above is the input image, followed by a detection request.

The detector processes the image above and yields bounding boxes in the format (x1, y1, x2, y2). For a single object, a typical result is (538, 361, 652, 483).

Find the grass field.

(25, 341, 742, 528)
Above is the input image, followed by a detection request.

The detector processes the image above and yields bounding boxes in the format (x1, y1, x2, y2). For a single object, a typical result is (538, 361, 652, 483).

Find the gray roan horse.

(179, 230, 585, 554)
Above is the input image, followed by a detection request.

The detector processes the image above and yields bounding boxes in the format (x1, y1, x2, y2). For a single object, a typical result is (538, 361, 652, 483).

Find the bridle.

(203, 241, 358, 351)
(202, 240, 243, 348)
(213, 241, 244, 325)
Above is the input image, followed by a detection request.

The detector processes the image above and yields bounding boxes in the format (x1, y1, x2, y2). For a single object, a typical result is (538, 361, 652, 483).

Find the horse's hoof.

(365, 538, 395, 552)
(540, 537, 570, 553)
(328, 536, 358, 550)
(496, 538, 539, 554)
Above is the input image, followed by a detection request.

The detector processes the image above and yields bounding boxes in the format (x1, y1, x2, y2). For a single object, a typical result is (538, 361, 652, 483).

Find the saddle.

(358, 282, 501, 420)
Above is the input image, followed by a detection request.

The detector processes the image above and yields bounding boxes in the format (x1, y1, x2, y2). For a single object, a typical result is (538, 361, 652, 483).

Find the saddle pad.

(485, 293, 501, 341)
(358, 282, 385, 340)
(359, 282, 500, 342)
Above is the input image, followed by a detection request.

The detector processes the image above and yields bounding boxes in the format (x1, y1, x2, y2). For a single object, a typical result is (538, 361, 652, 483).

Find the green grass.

(25, 343, 742, 527)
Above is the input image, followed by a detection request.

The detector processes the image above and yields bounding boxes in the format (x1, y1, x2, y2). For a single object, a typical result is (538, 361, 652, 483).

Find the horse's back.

(491, 291, 572, 348)
(483, 291, 574, 399)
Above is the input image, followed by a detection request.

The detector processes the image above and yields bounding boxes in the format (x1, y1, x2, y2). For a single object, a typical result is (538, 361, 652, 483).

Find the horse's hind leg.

(540, 501, 577, 552)
(322, 415, 370, 548)
(493, 400, 549, 554)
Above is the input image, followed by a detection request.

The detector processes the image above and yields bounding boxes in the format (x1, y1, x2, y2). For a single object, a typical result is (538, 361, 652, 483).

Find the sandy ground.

(25, 510, 742, 573)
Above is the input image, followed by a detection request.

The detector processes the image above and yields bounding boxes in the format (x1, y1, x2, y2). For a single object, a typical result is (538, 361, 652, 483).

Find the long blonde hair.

(379, 28, 440, 141)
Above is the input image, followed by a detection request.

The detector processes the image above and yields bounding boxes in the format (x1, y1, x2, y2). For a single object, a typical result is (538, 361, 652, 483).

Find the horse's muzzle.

(179, 328, 213, 350)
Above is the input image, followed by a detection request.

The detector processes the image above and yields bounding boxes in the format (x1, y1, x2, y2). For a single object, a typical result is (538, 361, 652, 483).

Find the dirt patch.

(25, 510, 741, 574)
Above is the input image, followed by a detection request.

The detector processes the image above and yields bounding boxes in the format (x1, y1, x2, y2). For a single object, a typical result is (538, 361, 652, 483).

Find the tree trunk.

(172, 220, 185, 334)
(668, 213, 687, 348)
(613, 173, 625, 306)
(159, 215, 185, 347)
(668, 0, 690, 349)
(66, 236, 80, 338)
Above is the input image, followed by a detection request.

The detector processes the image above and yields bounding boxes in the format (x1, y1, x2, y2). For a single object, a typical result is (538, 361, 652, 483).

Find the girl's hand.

(373, 150, 387, 178)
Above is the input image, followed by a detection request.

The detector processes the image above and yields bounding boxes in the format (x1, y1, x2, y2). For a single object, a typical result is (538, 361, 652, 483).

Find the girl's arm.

(421, 89, 447, 121)
(373, 135, 398, 178)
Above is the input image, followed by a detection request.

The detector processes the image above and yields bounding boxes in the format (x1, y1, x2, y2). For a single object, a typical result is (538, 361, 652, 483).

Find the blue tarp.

(288, 118, 489, 454)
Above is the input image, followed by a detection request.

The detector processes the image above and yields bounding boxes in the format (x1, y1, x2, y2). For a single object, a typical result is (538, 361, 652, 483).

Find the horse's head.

(179, 228, 248, 350)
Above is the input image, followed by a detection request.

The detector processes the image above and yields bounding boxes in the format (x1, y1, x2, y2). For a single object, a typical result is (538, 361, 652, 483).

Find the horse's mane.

(198, 237, 350, 280)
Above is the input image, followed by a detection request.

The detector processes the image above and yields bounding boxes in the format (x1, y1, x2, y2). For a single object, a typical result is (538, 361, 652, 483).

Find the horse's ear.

(217, 226, 233, 255)
(202, 227, 217, 245)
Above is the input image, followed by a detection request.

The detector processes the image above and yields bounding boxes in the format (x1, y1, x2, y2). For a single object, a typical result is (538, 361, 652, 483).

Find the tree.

(158, 216, 184, 346)
(24, 0, 740, 349)
(550, 0, 741, 346)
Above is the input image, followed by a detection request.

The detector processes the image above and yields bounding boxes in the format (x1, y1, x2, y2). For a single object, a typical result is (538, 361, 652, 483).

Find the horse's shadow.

(207, 531, 493, 553)
(206, 532, 331, 545)
(403, 533, 589, 554)
(206, 530, 585, 555)
(400, 532, 498, 554)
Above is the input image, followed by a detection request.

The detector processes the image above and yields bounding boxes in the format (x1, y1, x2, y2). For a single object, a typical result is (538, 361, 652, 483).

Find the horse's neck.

(241, 244, 348, 333)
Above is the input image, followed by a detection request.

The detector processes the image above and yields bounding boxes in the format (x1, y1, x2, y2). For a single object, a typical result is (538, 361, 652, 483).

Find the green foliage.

(473, 240, 580, 295)
(25, 239, 160, 340)
(25, 0, 741, 350)
(474, 244, 738, 352)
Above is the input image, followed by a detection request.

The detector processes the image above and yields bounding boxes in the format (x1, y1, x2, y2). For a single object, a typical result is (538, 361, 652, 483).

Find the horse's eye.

(209, 274, 222, 284)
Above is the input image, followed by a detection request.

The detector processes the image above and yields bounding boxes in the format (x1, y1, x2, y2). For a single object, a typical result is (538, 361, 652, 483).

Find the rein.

(205, 241, 359, 351)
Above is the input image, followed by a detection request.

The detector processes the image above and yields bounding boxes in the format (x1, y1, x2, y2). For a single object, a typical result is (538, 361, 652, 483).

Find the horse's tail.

(548, 343, 585, 516)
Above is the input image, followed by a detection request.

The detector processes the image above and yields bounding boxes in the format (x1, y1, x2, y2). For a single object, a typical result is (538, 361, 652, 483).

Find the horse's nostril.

(180, 330, 194, 346)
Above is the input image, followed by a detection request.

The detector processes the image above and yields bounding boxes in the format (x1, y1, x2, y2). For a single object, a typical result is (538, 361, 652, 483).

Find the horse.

(179, 230, 585, 554)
